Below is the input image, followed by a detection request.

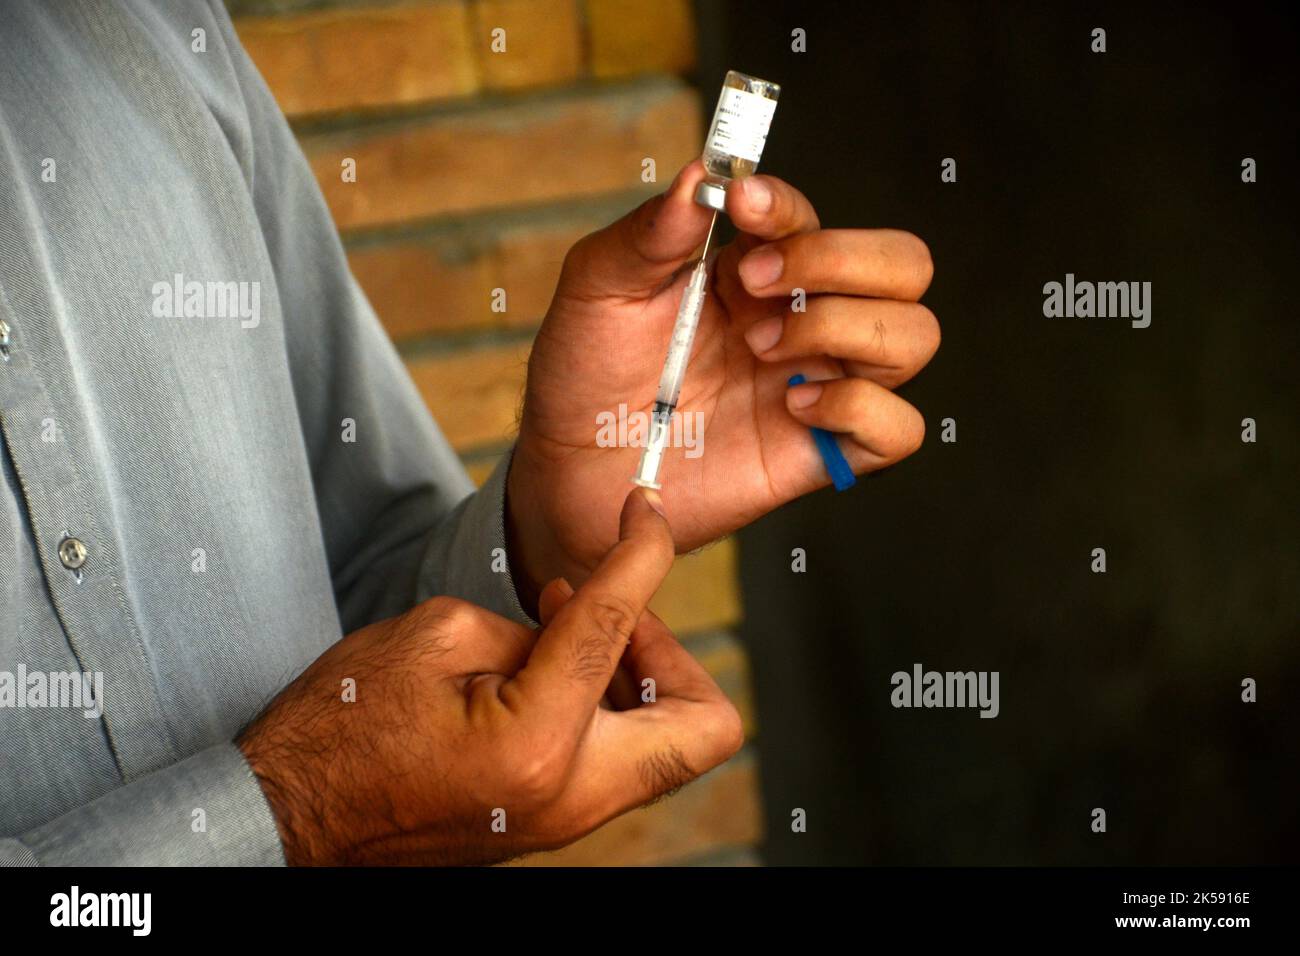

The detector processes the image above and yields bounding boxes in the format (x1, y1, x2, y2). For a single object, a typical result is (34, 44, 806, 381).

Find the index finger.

(725, 174, 821, 242)
(504, 487, 674, 733)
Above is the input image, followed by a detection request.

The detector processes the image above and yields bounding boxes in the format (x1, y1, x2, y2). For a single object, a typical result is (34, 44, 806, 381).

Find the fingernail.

(742, 176, 772, 212)
(641, 488, 668, 519)
(787, 381, 823, 410)
(739, 247, 783, 290)
(554, 577, 574, 597)
(744, 315, 784, 354)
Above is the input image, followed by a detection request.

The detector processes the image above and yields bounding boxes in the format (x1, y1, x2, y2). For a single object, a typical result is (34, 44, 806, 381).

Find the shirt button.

(0, 318, 11, 344)
(58, 536, 88, 570)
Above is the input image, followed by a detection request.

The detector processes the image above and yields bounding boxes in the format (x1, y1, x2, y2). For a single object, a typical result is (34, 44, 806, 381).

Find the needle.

(699, 209, 720, 262)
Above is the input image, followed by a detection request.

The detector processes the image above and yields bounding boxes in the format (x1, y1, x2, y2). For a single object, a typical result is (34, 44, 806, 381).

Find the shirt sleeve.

(0, 744, 284, 866)
(205, 2, 535, 630)
(4, 2, 534, 868)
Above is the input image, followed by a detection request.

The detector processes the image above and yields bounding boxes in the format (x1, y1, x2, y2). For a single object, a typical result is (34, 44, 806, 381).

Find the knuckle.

(796, 302, 834, 349)
(558, 241, 585, 284)
(557, 228, 608, 293)
(645, 529, 676, 573)
(845, 376, 876, 418)
(415, 595, 480, 634)
(775, 185, 806, 230)
(908, 233, 935, 293)
(915, 303, 942, 359)
(400, 596, 483, 660)
(883, 230, 933, 296)
(815, 238, 852, 285)
(708, 700, 746, 760)
(564, 593, 640, 684)
(561, 230, 597, 272)
(567, 632, 616, 684)
(503, 742, 567, 807)
(898, 405, 926, 458)
(586, 592, 640, 650)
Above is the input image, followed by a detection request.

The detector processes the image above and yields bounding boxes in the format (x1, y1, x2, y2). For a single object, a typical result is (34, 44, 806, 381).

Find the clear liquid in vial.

(700, 71, 781, 199)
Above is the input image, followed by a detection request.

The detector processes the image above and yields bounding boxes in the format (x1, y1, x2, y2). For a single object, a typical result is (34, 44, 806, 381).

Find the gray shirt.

(0, 0, 530, 865)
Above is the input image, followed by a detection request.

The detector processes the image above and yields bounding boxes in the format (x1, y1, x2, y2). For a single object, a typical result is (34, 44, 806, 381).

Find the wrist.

(237, 723, 335, 866)
(505, 441, 578, 618)
(505, 444, 549, 619)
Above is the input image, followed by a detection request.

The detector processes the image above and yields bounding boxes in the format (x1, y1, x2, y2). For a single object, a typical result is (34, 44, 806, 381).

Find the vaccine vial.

(696, 70, 781, 211)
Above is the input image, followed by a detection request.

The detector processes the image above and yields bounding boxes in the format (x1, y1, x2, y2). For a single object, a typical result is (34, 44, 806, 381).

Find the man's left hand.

(507, 160, 939, 604)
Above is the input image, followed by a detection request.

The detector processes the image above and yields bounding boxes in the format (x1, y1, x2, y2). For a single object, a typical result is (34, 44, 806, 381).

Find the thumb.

(557, 161, 715, 301)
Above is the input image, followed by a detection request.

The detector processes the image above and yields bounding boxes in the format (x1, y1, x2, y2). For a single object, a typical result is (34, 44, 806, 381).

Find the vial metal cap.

(694, 181, 726, 211)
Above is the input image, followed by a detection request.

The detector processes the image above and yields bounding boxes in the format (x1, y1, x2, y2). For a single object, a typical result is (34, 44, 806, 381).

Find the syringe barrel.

(653, 261, 709, 409)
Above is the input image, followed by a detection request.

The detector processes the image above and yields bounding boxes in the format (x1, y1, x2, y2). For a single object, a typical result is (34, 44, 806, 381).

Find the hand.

(509, 160, 939, 594)
(238, 489, 743, 865)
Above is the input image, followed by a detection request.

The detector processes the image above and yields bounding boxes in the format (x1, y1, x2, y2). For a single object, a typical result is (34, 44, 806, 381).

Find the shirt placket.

(0, 273, 178, 780)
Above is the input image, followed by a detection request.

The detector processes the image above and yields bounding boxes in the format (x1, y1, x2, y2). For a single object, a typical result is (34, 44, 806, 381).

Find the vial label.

(706, 86, 777, 165)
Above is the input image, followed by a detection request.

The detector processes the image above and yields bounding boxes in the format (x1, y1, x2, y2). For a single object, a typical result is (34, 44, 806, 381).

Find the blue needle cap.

(787, 374, 856, 492)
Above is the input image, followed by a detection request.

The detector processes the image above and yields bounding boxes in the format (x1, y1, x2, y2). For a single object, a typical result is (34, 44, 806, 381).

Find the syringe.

(628, 69, 779, 490)
(631, 211, 720, 490)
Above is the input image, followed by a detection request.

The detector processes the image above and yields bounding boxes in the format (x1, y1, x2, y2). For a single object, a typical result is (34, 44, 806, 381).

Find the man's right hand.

(237, 488, 743, 865)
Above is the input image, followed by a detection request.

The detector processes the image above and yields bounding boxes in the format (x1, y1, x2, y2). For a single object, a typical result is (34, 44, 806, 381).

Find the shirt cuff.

(419, 447, 538, 628)
(13, 742, 285, 866)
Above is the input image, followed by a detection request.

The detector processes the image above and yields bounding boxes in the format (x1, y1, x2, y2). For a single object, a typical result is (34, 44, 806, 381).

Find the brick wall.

(226, 0, 762, 866)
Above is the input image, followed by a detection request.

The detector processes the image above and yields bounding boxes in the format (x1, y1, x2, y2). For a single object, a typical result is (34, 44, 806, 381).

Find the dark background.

(696, 1, 1299, 864)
